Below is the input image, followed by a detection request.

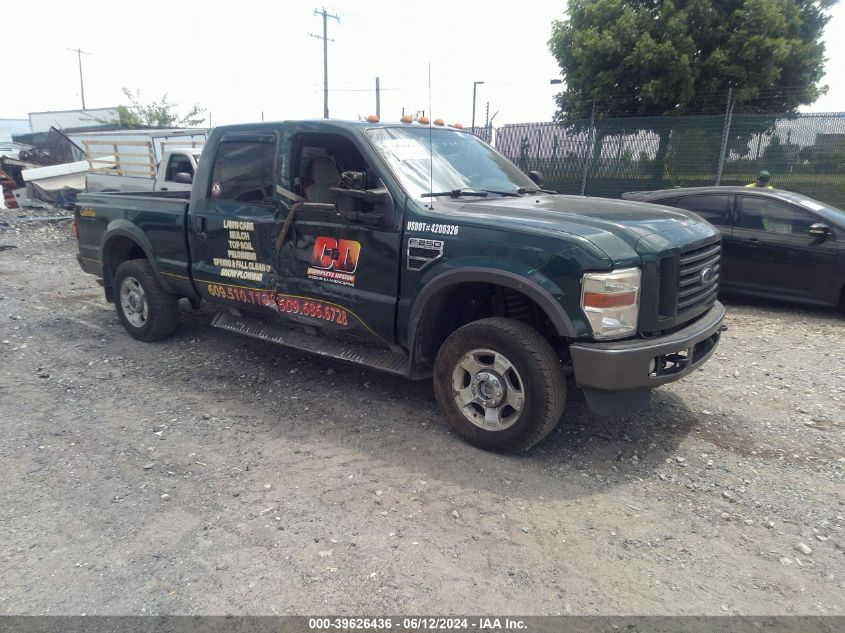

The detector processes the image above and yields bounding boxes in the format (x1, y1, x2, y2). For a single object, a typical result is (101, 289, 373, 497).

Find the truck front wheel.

(113, 259, 178, 341)
(433, 317, 566, 452)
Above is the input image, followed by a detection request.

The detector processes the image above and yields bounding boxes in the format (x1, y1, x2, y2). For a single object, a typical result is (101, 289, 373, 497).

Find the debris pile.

(0, 169, 17, 208)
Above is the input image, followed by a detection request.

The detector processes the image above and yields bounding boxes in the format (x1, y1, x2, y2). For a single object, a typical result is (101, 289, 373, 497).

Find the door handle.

(745, 238, 760, 247)
(192, 215, 207, 234)
(160, 187, 168, 191)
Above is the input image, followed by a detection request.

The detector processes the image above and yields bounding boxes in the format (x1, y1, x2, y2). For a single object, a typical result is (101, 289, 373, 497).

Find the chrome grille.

(677, 239, 720, 315)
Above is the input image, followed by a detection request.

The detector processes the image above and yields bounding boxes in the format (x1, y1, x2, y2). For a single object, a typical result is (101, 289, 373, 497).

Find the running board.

(211, 311, 410, 376)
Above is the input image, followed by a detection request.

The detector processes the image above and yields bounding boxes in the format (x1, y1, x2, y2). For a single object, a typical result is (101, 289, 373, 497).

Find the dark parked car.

(623, 187, 845, 309)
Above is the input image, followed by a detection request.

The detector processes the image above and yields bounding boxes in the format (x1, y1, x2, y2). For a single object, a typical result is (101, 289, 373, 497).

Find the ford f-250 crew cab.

(74, 119, 725, 452)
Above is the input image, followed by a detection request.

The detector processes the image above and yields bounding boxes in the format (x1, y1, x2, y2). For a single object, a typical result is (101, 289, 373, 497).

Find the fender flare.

(100, 221, 176, 296)
(407, 267, 577, 358)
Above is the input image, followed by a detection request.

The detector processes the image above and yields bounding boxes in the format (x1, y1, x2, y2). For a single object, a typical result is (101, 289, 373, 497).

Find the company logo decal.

(307, 236, 361, 287)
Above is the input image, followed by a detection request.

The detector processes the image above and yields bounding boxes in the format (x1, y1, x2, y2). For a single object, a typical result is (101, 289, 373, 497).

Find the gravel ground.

(0, 211, 843, 616)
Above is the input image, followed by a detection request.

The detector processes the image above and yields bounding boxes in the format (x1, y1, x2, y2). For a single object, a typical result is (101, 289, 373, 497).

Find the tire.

(113, 259, 178, 341)
(433, 317, 566, 452)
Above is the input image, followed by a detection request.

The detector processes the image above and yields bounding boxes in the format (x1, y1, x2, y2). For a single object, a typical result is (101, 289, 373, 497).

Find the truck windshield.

(366, 126, 536, 199)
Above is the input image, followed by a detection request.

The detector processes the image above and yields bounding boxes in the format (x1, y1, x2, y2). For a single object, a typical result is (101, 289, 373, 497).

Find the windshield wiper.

(420, 188, 534, 199)
(516, 187, 556, 195)
(421, 189, 488, 199)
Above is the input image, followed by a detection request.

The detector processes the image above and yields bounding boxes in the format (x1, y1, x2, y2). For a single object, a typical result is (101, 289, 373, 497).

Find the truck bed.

(86, 173, 156, 194)
(75, 190, 195, 300)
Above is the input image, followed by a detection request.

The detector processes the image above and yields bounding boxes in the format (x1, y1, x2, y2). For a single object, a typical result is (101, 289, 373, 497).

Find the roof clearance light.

(366, 114, 379, 123)
(433, 118, 444, 126)
(418, 116, 430, 124)
(453, 122, 464, 129)
(400, 115, 413, 124)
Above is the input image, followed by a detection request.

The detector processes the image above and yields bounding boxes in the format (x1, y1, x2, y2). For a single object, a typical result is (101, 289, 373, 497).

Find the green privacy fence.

(485, 112, 845, 209)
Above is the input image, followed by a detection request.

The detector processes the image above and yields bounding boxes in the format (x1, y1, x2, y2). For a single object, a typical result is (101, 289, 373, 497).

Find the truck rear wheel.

(113, 259, 178, 341)
(433, 317, 566, 452)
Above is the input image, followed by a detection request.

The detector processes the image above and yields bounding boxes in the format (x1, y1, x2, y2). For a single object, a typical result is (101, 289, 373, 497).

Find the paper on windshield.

(797, 199, 825, 212)
(383, 138, 431, 161)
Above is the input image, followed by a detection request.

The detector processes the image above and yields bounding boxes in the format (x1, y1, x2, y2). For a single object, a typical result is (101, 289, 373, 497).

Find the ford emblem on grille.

(700, 266, 716, 285)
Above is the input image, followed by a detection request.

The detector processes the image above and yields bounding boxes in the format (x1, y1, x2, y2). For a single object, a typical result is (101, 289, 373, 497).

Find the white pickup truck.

(85, 148, 202, 193)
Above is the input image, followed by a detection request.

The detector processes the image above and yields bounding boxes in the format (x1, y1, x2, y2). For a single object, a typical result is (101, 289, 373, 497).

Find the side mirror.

(330, 184, 396, 227)
(337, 170, 367, 190)
(808, 223, 831, 239)
(173, 172, 193, 184)
(529, 170, 544, 187)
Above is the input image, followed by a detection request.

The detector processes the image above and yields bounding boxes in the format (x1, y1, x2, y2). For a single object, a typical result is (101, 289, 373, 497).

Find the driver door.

(274, 130, 403, 344)
(730, 195, 837, 302)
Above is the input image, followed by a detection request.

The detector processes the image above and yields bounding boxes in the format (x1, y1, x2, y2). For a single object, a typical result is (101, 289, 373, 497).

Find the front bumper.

(570, 301, 725, 392)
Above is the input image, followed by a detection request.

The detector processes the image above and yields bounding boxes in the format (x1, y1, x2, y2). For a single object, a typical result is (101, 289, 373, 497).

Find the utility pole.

(310, 7, 340, 119)
(716, 88, 733, 186)
(488, 110, 499, 147)
(375, 77, 381, 119)
(67, 48, 90, 110)
(579, 98, 597, 196)
(484, 101, 490, 142)
(471, 80, 484, 131)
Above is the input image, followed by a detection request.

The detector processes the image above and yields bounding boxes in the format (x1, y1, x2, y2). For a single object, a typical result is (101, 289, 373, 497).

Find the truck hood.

(449, 194, 710, 261)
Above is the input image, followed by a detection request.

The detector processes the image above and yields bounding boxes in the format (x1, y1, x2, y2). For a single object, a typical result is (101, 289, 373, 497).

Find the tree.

(549, 0, 833, 119)
(96, 88, 206, 128)
(549, 0, 834, 182)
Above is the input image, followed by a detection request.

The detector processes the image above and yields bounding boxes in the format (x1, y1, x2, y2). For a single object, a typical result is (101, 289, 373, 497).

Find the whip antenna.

(427, 63, 434, 210)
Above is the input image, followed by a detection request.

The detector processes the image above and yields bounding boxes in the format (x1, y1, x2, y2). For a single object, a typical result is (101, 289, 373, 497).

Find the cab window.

(209, 141, 275, 205)
(166, 154, 194, 181)
(738, 197, 814, 235)
(669, 195, 731, 227)
(293, 133, 374, 204)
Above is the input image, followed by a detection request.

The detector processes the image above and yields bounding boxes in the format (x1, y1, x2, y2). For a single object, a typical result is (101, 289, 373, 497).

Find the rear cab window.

(209, 140, 276, 206)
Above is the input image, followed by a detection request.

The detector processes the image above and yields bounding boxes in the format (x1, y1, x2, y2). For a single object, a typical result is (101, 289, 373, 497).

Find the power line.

(310, 7, 340, 119)
(309, 87, 398, 93)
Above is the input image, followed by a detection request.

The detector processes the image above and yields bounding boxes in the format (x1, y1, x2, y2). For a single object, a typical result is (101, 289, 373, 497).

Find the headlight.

(581, 268, 641, 340)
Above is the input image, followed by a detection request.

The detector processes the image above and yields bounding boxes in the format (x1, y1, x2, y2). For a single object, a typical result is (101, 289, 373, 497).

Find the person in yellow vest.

(745, 170, 774, 189)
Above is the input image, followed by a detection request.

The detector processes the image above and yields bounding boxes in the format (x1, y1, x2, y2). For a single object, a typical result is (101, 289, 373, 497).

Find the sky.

(2, 0, 844, 127)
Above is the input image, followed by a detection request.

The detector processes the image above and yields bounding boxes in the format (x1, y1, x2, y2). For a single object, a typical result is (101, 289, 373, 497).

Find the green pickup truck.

(74, 119, 725, 452)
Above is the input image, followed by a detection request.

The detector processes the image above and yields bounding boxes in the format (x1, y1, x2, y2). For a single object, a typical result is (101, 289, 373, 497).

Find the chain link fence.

(484, 112, 845, 209)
